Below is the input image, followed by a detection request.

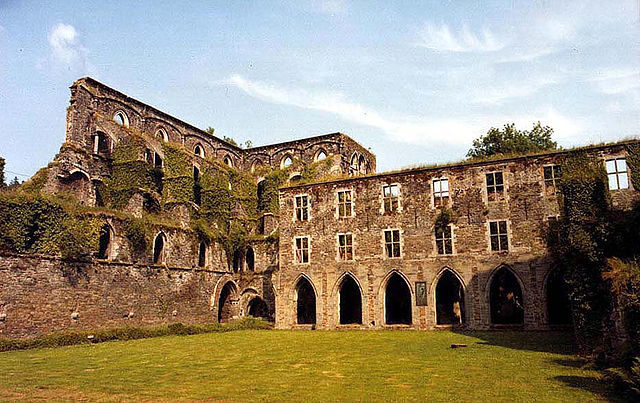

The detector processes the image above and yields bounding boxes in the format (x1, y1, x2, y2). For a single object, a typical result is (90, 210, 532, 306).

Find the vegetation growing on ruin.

(467, 122, 558, 159)
(626, 144, 640, 191)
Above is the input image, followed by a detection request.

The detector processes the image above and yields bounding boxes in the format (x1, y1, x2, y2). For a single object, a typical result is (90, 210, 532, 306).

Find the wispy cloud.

(40, 23, 90, 72)
(472, 76, 560, 105)
(589, 67, 640, 95)
(224, 75, 580, 148)
(416, 23, 505, 52)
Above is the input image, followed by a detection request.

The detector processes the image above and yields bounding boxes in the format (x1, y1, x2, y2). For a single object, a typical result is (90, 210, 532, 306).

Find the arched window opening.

(358, 155, 367, 174)
(257, 179, 266, 209)
(224, 155, 233, 168)
(339, 275, 362, 325)
(245, 247, 255, 271)
(154, 153, 163, 169)
(350, 154, 359, 175)
(145, 149, 153, 164)
(315, 150, 327, 162)
(232, 249, 243, 272)
(247, 297, 271, 321)
(435, 270, 465, 325)
(251, 160, 263, 173)
(490, 267, 524, 325)
(62, 171, 90, 205)
(155, 128, 168, 142)
(113, 111, 129, 127)
(97, 224, 112, 260)
(547, 269, 572, 326)
(281, 155, 293, 169)
(194, 144, 205, 158)
(198, 242, 206, 267)
(296, 277, 316, 324)
(94, 132, 111, 155)
(193, 166, 201, 206)
(385, 272, 412, 325)
(289, 174, 303, 182)
(218, 282, 238, 323)
(153, 233, 165, 264)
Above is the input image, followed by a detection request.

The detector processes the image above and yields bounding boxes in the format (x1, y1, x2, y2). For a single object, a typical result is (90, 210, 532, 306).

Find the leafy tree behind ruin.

(467, 122, 557, 159)
(0, 156, 5, 189)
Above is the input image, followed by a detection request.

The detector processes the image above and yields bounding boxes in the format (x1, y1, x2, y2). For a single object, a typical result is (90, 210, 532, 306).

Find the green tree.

(0, 157, 5, 189)
(467, 122, 557, 159)
(205, 127, 215, 135)
(223, 136, 238, 147)
(8, 176, 20, 188)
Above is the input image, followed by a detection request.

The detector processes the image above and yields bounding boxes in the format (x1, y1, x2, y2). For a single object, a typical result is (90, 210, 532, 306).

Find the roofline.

(244, 132, 344, 152)
(280, 137, 640, 191)
(73, 77, 244, 152)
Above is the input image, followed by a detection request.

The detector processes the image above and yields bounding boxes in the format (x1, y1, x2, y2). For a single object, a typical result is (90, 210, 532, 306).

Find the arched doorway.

(97, 224, 112, 260)
(339, 275, 362, 325)
(246, 247, 255, 271)
(490, 267, 524, 325)
(247, 297, 271, 321)
(546, 269, 572, 326)
(218, 282, 238, 323)
(233, 249, 243, 272)
(435, 270, 465, 325)
(153, 233, 165, 264)
(385, 272, 412, 325)
(296, 277, 316, 325)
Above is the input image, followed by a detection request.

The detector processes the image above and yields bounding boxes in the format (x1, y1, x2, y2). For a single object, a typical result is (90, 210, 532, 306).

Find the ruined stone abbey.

(1, 77, 638, 338)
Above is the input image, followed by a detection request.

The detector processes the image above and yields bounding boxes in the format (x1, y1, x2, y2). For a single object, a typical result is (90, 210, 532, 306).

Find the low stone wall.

(0, 253, 230, 339)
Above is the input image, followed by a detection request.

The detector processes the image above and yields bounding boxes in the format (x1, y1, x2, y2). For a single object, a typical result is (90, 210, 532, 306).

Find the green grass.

(0, 330, 618, 402)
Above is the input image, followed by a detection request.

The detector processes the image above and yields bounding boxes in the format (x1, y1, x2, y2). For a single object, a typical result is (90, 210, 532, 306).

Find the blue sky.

(0, 1, 639, 179)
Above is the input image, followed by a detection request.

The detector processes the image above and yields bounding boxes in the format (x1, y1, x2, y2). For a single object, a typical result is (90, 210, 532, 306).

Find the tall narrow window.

(350, 154, 359, 175)
(382, 184, 400, 213)
(295, 195, 309, 221)
(337, 190, 353, 218)
(224, 156, 233, 167)
(543, 165, 562, 195)
(384, 229, 401, 258)
(198, 242, 206, 267)
(295, 236, 310, 264)
(154, 153, 163, 169)
(435, 224, 453, 255)
(193, 166, 201, 206)
(153, 233, 165, 264)
(337, 233, 354, 261)
(606, 158, 629, 190)
(433, 178, 450, 207)
(486, 172, 505, 201)
(489, 220, 509, 251)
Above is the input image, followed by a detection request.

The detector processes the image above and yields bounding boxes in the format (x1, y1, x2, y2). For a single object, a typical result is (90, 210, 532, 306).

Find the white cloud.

(45, 23, 89, 72)
(589, 67, 640, 95)
(224, 75, 580, 149)
(416, 23, 505, 53)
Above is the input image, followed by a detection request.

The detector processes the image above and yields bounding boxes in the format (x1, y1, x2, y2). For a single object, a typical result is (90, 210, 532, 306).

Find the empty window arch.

(245, 246, 255, 271)
(339, 274, 362, 325)
(350, 153, 359, 175)
(250, 160, 263, 173)
(489, 267, 524, 325)
(232, 249, 243, 272)
(385, 272, 412, 325)
(152, 233, 166, 264)
(281, 155, 293, 169)
(197, 242, 206, 267)
(218, 282, 238, 323)
(97, 224, 113, 260)
(247, 297, 270, 321)
(113, 111, 129, 127)
(224, 155, 233, 167)
(295, 277, 316, 325)
(358, 155, 367, 174)
(315, 150, 327, 161)
(435, 269, 465, 325)
(194, 144, 205, 158)
(546, 269, 572, 326)
(94, 131, 111, 155)
(155, 128, 168, 142)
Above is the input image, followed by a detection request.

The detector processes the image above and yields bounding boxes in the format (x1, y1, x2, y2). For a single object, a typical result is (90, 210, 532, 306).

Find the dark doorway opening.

(198, 242, 206, 267)
(547, 269, 572, 326)
(435, 270, 465, 325)
(153, 233, 164, 264)
(233, 249, 243, 272)
(246, 247, 255, 271)
(296, 277, 316, 325)
(154, 153, 163, 169)
(248, 297, 271, 321)
(97, 224, 111, 260)
(385, 272, 412, 325)
(490, 267, 524, 325)
(193, 166, 201, 206)
(218, 282, 237, 322)
(339, 275, 362, 324)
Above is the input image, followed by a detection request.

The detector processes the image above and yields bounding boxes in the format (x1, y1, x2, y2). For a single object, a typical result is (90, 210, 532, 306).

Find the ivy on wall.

(626, 144, 640, 191)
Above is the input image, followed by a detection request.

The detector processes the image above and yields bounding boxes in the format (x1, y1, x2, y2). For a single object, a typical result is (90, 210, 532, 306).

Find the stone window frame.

(349, 153, 360, 176)
(314, 149, 327, 162)
(382, 228, 402, 259)
(434, 223, 454, 255)
(381, 183, 401, 214)
(336, 232, 355, 261)
(155, 128, 169, 142)
(336, 188, 355, 219)
(488, 220, 510, 252)
(281, 154, 293, 169)
(605, 156, 630, 191)
(432, 177, 450, 208)
(294, 236, 311, 265)
(485, 171, 506, 202)
(224, 155, 234, 168)
(113, 110, 130, 128)
(294, 193, 310, 222)
(194, 144, 205, 158)
(542, 164, 562, 196)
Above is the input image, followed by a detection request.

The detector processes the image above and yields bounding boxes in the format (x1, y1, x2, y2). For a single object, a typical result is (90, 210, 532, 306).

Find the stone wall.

(276, 142, 640, 330)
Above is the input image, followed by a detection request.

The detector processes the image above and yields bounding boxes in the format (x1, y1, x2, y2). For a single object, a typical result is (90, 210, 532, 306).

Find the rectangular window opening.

(383, 184, 400, 213)
(489, 220, 509, 251)
(384, 229, 401, 258)
(486, 172, 505, 201)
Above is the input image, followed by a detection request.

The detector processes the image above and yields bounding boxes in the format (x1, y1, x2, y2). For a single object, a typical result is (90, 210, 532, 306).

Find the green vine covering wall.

(626, 144, 640, 191)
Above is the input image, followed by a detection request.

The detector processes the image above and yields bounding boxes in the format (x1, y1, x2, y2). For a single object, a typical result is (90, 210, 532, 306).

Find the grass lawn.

(0, 330, 617, 402)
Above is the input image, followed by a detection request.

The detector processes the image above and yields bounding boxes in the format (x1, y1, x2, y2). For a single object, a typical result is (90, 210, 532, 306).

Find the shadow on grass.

(552, 357, 591, 368)
(554, 375, 621, 402)
(452, 330, 577, 354)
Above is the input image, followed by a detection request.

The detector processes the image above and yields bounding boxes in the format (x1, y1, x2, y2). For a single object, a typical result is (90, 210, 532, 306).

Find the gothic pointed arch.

(294, 274, 317, 325)
(383, 270, 412, 325)
(336, 272, 363, 325)
(489, 265, 524, 325)
(545, 268, 572, 326)
(217, 281, 239, 323)
(434, 268, 465, 325)
(152, 232, 167, 264)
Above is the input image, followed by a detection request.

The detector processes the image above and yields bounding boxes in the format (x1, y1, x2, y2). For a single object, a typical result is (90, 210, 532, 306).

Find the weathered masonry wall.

(0, 253, 272, 339)
(276, 142, 640, 330)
